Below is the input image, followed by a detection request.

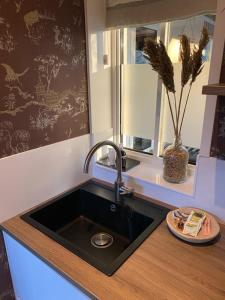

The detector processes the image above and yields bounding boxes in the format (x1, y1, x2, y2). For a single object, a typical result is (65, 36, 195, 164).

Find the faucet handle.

(119, 185, 134, 197)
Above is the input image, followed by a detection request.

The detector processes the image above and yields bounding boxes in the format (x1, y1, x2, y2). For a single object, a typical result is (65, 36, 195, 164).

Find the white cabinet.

(3, 232, 91, 300)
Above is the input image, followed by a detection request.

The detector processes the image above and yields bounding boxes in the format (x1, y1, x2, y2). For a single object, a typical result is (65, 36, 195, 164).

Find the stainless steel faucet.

(83, 141, 133, 203)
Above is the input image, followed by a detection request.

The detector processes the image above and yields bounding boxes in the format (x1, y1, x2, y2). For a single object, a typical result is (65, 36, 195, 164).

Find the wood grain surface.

(202, 83, 225, 95)
(1, 182, 225, 300)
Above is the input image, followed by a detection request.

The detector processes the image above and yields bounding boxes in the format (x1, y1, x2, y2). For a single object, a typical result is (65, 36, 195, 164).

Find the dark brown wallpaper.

(210, 43, 225, 159)
(0, 0, 89, 159)
(0, 231, 15, 300)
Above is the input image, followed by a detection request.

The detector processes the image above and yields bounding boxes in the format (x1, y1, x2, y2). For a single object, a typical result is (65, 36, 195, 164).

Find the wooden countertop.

(2, 185, 225, 300)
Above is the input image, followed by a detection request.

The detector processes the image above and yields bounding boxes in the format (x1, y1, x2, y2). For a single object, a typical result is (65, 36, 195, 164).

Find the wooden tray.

(166, 207, 220, 243)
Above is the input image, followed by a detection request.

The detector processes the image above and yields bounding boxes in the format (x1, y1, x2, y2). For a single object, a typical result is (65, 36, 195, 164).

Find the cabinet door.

(3, 232, 91, 300)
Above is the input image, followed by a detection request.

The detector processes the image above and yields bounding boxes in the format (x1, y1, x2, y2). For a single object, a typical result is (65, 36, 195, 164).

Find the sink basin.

(21, 181, 169, 275)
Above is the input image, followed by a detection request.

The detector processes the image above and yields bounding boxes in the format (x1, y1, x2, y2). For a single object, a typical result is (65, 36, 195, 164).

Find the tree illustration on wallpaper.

(53, 26, 75, 54)
(0, 121, 30, 156)
(0, 0, 89, 159)
(0, 17, 15, 53)
(14, 0, 24, 13)
(35, 55, 67, 95)
(24, 10, 56, 44)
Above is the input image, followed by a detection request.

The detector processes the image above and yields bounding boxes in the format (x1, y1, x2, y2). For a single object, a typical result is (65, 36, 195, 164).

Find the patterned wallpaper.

(0, 0, 89, 159)
(211, 43, 225, 159)
(0, 232, 15, 300)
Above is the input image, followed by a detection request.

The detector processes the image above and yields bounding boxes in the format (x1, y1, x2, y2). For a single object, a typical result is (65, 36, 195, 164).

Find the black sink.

(21, 181, 169, 275)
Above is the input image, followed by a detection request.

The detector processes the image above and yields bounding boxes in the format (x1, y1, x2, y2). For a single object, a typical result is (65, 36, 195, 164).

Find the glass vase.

(163, 136, 189, 183)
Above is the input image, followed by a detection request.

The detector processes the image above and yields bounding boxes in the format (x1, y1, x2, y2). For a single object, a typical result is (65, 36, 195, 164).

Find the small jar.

(163, 136, 189, 183)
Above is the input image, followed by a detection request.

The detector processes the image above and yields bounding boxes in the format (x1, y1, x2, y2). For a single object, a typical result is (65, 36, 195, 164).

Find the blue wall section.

(3, 232, 91, 300)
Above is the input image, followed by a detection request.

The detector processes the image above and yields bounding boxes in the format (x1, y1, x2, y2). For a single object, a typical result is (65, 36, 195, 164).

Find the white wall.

(86, 0, 113, 141)
(0, 135, 90, 222)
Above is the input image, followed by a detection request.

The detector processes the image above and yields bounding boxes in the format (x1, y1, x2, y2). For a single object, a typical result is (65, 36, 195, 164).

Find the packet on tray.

(183, 210, 206, 237)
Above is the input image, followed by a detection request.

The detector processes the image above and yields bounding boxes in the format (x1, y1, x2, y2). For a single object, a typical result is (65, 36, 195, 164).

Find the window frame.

(113, 23, 169, 161)
(112, 18, 214, 165)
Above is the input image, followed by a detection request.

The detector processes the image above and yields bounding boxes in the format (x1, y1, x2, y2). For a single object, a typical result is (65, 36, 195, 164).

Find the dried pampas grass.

(144, 27, 209, 138)
(144, 39, 175, 93)
(191, 27, 209, 83)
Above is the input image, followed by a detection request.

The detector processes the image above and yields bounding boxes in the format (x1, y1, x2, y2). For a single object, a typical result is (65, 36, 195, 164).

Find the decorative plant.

(144, 27, 209, 141)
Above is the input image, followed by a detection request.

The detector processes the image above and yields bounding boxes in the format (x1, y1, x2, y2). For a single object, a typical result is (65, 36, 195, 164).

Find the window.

(119, 15, 215, 164)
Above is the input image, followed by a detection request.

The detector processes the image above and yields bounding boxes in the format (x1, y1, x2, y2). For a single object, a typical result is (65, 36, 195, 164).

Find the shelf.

(94, 160, 195, 196)
(202, 83, 225, 96)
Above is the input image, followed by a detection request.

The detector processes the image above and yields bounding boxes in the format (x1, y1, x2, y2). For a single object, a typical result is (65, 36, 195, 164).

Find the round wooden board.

(166, 207, 220, 243)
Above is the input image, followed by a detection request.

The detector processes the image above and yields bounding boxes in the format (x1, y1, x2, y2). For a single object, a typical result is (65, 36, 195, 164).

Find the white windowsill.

(93, 155, 196, 197)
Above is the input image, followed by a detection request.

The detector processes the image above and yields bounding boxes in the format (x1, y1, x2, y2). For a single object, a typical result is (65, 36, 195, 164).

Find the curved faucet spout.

(83, 141, 129, 203)
(84, 140, 123, 183)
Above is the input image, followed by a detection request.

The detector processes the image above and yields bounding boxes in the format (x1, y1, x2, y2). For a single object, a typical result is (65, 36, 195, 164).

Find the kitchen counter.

(1, 182, 225, 300)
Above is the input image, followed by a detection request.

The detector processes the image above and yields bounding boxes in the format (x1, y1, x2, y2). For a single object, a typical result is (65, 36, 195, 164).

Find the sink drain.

(91, 232, 113, 249)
